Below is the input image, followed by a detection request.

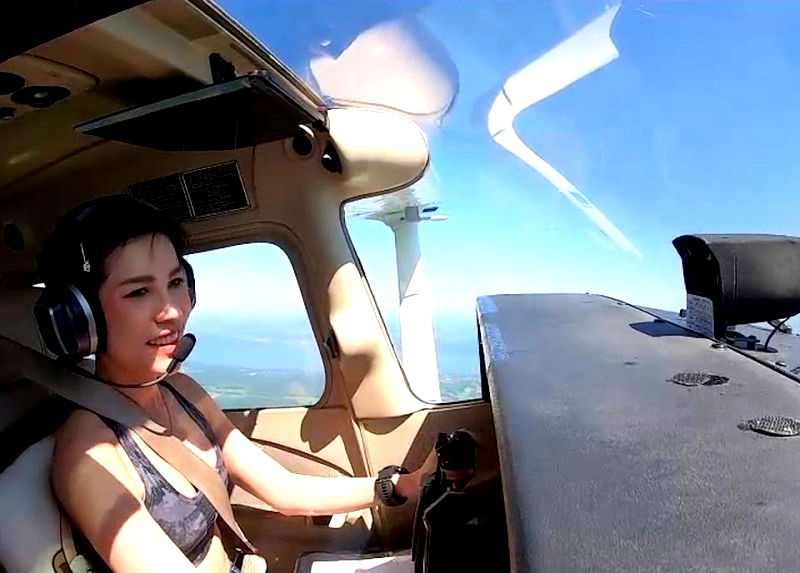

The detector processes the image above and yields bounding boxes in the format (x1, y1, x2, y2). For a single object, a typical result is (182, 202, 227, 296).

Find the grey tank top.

(100, 382, 229, 565)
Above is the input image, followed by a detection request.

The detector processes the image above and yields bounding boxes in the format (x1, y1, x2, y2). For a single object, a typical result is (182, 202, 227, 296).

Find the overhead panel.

(1, 0, 147, 63)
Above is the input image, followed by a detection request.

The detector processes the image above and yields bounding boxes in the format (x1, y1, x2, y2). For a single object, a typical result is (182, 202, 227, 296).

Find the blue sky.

(187, 1, 800, 376)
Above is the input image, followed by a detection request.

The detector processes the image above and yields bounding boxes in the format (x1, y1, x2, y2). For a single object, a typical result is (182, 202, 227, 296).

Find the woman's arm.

(221, 429, 382, 515)
(52, 410, 198, 573)
(169, 374, 425, 516)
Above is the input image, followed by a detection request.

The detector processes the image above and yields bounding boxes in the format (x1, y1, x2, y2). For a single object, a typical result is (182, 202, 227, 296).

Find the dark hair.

(37, 195, 187, 291)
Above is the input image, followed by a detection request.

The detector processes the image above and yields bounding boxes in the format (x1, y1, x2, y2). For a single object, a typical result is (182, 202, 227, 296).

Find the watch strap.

(375, 465, 409, 506)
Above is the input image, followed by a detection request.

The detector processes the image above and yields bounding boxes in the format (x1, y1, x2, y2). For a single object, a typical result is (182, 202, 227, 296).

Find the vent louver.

(128, 161, 248, 222)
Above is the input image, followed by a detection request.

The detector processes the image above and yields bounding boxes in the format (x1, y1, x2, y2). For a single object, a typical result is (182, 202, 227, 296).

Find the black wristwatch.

(375, 465, 409, 506)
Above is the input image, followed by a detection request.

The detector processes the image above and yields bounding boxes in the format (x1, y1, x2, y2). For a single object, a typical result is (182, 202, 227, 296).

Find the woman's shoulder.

(52, 409, 129, 489)
(51, 408, 148, 515)
(56, 408, 114, 447)
(55, 408, 115, 448)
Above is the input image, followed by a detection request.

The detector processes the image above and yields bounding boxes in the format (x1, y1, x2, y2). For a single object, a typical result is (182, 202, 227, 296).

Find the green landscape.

(186, 363, 482, 410)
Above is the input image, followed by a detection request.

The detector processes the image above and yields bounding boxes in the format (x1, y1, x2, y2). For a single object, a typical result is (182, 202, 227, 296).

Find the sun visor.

(76, 73, 326, 151)
(673, 234, 800, 337)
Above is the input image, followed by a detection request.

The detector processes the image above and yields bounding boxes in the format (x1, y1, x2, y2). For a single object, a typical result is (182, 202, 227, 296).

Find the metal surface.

(647, 307, 800, 381)
(478, 293, 800, 572)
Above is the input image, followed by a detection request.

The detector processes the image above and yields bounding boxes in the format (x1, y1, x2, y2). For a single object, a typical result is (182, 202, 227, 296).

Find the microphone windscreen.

(174, 333, 196, 362)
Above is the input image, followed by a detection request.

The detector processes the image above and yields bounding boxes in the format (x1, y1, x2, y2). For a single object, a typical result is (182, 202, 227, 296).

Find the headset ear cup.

(34, 285, 103, 358)
(180, 257, 196, 308)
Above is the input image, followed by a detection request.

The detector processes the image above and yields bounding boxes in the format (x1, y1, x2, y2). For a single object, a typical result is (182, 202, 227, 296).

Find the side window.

(344, 196, 481, 403)
(184, 243, 324, 409)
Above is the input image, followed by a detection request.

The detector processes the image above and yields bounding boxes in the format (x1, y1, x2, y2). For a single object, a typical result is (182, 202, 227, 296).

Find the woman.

(37, 195, 424, 573)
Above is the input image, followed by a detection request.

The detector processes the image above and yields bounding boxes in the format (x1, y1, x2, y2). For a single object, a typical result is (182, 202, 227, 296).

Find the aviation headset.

(34, 196, 196, 360)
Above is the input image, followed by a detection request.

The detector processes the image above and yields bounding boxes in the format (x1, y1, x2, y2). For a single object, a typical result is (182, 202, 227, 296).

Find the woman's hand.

(394, 471, 419, 500)
(394, 445, 438, 500)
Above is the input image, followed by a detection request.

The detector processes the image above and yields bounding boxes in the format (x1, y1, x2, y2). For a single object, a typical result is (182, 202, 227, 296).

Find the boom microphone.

(68, 333, 197, 388)
(168, 333, 196, 374)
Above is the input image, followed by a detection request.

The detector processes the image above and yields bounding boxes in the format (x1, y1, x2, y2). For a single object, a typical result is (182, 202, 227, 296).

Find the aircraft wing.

(479, 293, 800, 571)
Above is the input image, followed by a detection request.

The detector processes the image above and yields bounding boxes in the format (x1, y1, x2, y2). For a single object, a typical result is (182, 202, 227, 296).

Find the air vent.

(0, 72, 24, 95)
(3, 223, 24, 251)
(11, 85, 70, 108)
(128, 161, 249, 222)
(128, 174, 192, 222)
(183, 162, 248, 217)
(0, 55, 96, 123)
(743, 415, 800, 437)
(668, 372, 729, 387)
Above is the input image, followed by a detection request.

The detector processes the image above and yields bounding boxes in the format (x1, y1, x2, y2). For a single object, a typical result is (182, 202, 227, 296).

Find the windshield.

(216, 0, 800, 396)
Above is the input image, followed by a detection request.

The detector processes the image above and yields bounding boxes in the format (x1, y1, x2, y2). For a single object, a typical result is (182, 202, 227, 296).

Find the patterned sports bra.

(100, 383, 229, 565)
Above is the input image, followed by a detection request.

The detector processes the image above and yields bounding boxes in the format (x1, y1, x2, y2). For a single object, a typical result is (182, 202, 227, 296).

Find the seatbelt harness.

(0, 335, 263, 567)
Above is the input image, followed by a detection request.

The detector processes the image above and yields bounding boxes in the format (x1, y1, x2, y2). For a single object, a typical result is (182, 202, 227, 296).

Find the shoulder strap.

(0, 334, 257, 554)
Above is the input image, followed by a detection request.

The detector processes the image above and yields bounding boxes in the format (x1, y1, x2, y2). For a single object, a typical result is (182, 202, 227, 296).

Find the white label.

(686, 294, 715, 338)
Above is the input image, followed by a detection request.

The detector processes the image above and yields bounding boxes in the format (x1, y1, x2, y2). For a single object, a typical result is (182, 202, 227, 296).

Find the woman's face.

(96, 233, 192, 384)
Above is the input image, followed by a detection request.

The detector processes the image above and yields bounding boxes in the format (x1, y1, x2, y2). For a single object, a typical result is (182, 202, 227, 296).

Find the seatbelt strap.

(0, 335, 257, 554)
